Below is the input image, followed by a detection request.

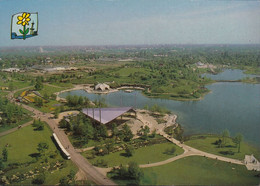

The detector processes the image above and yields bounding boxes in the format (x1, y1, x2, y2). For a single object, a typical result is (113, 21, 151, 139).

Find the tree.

(35, 77, 43, 91)
(78, 96, 84, 105)
(54, 107, 59, 119)
(111, 123, 119, 137)
(164, 146, 176, 155)
(2, 148, 8, 162)
(59, 176, 69, 186)
(128, 161, 144, 183)
(98, 125, 108, 139)
(32, 174, 45, 184)
(151, 129, 156, 138)
(222, 129, 230, 147)
(33, 119, 44, 130)
(67, 169, 76, 184)
(118, 164, 128, 178)
(122, 124, 133, 142)
(35, 97, 43, 107)
(0, 158, 4, 170)
(37, 142, 49, 156)
(233, 133, 243, 153)
(125, 145, 135, 157)
(142, 125, 150, 140)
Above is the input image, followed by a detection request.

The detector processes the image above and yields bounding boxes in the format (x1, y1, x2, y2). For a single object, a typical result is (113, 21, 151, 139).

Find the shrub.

(32, 174, 45, 184)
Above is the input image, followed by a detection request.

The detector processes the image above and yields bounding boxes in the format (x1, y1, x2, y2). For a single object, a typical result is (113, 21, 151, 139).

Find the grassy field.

(39, 84, 66, 95)
(86, 142, 184, 167)
(0, 117, 33, 133)
(139, 156, 259, 185)
(69, 136, 103, 148)
(0, 80, 31, 90)
(185, 135, 260, 160)
(0, 124, 77, 184)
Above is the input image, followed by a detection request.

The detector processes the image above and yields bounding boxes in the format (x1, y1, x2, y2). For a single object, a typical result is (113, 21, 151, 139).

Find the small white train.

(52, 133, 71, 159)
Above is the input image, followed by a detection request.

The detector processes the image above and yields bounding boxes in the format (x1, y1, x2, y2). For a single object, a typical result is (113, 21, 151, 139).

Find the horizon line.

(1, 43, 260, 49)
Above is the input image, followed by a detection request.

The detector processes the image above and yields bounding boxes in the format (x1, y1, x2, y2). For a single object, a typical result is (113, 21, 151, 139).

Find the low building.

(0, 87, 9, 90)
(95, 83, 110, 91)
(244, 154, 260, 171)
(196, 61, 204, 66)
(2, 68, 20, 72)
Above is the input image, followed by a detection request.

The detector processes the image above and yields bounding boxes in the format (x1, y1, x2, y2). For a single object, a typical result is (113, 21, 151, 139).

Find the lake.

(60, 69, 260, 147)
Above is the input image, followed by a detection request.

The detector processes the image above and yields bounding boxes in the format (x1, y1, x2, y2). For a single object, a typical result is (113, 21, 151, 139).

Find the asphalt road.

(6, 88, 116, 185)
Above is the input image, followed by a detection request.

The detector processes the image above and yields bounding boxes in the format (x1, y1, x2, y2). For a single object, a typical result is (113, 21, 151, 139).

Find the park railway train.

(52, 133, 71, 159)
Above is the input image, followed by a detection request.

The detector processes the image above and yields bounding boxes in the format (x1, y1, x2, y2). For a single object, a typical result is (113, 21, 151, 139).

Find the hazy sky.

(0, 0, 260, 47)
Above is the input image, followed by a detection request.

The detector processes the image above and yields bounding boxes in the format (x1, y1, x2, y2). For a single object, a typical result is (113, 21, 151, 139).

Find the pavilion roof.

(82, 107, 133, 124)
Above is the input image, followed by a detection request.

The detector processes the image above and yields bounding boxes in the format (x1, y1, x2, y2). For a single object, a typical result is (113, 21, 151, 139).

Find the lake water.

(202, 69, 257, 80)
(60, 69, 260, 147)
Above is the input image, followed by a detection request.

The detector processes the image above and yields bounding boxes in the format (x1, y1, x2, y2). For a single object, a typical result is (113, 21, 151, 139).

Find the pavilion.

(82, 107, 136, 125)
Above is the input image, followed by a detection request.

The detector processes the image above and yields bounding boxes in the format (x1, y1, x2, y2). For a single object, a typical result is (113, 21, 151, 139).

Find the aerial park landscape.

(0, 0, 260, 185)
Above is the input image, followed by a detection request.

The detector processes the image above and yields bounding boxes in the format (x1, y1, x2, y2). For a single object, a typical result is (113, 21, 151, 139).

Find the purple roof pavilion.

(82, 107, 134, 124)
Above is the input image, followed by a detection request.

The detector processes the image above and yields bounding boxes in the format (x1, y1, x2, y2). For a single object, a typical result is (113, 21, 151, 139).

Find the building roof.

(95, 83, 110, 91)
(82, 107, 133, 124)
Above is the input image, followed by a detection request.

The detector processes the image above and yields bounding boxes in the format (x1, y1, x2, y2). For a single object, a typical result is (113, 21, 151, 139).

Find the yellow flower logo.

(17, 12, 31, 26)
(16, 12, 31, 40)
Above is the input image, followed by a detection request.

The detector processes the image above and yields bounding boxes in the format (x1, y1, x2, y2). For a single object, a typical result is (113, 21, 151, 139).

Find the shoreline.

(55, 83, 212, 102)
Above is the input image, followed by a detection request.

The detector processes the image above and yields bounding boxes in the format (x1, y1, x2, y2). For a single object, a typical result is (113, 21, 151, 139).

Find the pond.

(60, 69, 260, 147)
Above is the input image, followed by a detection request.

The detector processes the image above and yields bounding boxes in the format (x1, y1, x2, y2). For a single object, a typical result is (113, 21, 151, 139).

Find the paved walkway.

(95, 111, 245, 175)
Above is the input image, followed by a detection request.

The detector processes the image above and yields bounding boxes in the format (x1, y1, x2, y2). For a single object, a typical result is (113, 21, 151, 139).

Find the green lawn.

(49, 82, 74, 88)
(0, 117, 33, 133)
(0, 80, 31, 90)
(116, 67, 150, 77)
(86, 142, 184, 167)
(139, 156, 259, 185)
(0, 91, 8, 97)
(39, 84, 66, 95)
(0, 124, 77, 184)
(185, 135, 260, 160)
(69, 136, 103, 148)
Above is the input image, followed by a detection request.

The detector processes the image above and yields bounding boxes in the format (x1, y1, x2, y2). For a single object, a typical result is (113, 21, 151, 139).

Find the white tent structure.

(95, 83, 110, 91)
(82, 107, 135, 124)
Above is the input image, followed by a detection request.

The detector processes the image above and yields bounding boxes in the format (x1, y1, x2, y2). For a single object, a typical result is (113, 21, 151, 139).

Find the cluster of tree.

(215, 129, 243, 153)
(165, 125, 184, 142)
(138, 125, 150, 140)
(32, 174, 45, 184)
(2, 148, 8, 162)
(32, 119, 45, 131)
(59, 114, 107, 146)
(59, 170, 76, 186)
(111, 161, 144, 184)
(34, 76, 44, 91)
(164, 146, 176, 155)
(0, 97, 26, 124)
(59, 113, 134, 150)
(66, 95, 90, 108)
(1, 45, 259, 70)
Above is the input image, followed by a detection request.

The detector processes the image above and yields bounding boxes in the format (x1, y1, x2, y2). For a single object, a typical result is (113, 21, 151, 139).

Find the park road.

(7, 89, 116, 185)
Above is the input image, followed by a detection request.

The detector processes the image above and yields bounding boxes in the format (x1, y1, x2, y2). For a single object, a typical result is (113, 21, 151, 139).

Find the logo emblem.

(11, 12, 38, 40)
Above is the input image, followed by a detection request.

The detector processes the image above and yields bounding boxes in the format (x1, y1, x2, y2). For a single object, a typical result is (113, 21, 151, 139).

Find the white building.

(2, 68, 20, 72)
(95, 83, 110, 91)
(244, 154, 260, 171)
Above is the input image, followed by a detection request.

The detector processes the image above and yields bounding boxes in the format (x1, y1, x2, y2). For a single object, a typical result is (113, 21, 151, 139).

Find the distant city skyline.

(0, 0, 259, 47)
